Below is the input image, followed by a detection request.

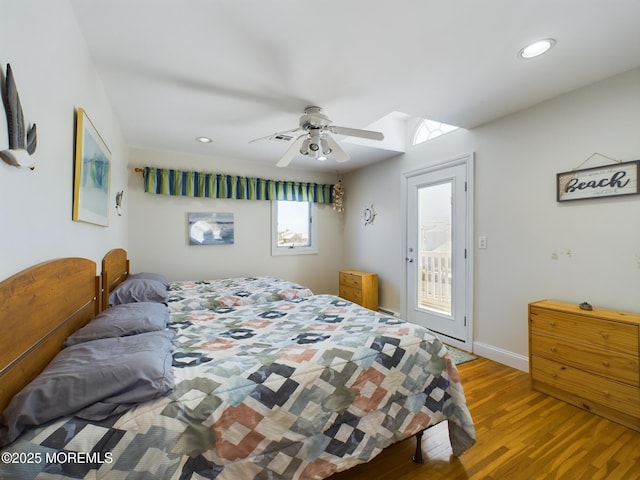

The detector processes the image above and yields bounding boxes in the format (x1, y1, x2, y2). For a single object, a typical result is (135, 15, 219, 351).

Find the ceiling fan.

(250, 106, 384, 167)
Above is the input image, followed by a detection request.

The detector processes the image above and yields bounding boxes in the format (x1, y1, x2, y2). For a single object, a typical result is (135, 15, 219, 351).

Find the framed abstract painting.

(72, 108, 111, 226)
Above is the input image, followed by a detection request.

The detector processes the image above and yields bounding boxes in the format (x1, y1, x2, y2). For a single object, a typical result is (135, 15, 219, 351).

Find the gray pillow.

(0, 330, 174, 447)
(63, 302, 169, 347)
(128, 272, 169, 288)
(109, 278, 168, 306)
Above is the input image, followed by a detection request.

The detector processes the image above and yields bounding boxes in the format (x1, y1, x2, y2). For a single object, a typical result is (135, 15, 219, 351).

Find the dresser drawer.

(531, 356, 640, 418)
(529, 300, 640, 431)
(339, 271, 362, 289)
(339, 285, 362, 304)
(531, 333, 640, 386)
(339, 270, 378, 310)
(530, 307, 639, 355)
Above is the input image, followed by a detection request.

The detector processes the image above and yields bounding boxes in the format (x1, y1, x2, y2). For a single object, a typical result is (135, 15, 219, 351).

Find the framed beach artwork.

(188, 212, 235, 245)
(72, 108, 111, 226)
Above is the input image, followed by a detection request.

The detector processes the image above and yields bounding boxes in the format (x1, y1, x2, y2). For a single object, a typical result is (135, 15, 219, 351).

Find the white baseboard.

(472, 341, 529, 372)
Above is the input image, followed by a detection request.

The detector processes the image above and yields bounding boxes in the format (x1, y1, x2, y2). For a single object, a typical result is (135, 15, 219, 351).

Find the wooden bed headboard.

(0, 258, 101, 412)
(101, 248, 130, 309)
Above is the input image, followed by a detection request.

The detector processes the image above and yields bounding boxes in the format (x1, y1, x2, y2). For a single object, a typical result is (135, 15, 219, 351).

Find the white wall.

(127, 148, 344, 294)
(344, 67, 640, 370)
(339, 156, 405, 311)
(0, 1, 127, 280)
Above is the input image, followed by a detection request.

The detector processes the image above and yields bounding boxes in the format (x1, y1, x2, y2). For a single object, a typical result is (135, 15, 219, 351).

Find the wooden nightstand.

(339, 270, 378, 310)
(529, 299, 640, 432)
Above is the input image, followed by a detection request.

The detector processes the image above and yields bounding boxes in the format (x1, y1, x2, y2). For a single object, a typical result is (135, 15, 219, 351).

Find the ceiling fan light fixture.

(299, 137, 311, 155)
(518, 38, 555, 59)
(320, 138, 332, 155)
(256, 107, 383, 167)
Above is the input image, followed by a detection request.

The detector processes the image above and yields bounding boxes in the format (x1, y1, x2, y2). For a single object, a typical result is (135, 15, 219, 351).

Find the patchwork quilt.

(0, 295, 475, 480)
(167, 276, 314, 312)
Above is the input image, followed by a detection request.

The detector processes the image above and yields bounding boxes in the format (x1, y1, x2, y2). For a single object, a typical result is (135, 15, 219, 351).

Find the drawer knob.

(603, 391, 610, 396)
(550, 347, 557, 352)
(602, 361, 610, 367)
(600, 332, 609, 339)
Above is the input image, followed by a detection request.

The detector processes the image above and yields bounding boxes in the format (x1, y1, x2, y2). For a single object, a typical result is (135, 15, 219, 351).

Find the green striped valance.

(143, 166, 334, 204)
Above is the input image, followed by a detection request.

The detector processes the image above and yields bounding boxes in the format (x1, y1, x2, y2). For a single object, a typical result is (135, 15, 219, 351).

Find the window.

(412, 119, 459, 146)
(271, 200, 317, 255)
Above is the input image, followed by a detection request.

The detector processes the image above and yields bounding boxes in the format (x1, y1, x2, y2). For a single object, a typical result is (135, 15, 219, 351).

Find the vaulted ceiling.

(70, 0, 640, 172)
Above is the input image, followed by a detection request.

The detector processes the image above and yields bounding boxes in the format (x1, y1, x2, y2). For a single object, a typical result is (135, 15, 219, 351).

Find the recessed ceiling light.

(195, 136, 212, 143)
(518, 38, 556, 59)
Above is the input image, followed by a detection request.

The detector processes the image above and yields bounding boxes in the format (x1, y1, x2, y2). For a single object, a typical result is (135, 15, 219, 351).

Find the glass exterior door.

(406, 162, 467, 342)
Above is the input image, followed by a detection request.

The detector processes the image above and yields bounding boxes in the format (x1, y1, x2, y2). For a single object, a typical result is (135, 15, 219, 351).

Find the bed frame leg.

(413, 429, 424, 464)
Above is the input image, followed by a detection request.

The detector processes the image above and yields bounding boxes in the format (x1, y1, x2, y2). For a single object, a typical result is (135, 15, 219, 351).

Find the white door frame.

(400, 153, 474, 351)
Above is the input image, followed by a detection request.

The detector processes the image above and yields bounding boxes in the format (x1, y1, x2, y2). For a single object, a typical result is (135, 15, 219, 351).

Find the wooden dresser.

(339, 270, 378, 311)
(529, 299, 640, 431)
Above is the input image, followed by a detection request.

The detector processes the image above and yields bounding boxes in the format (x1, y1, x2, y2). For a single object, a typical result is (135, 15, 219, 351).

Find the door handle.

(406, 257, 414, 263)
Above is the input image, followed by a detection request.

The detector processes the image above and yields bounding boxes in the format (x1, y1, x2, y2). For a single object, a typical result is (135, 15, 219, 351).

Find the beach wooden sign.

(556, 160, 639, 202)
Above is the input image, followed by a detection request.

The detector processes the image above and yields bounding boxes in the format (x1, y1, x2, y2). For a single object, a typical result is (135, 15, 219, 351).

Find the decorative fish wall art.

(0, 63, 37, 169)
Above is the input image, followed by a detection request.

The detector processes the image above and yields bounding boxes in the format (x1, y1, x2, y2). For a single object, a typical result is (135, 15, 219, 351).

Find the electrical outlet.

(478, 236, 487, 249)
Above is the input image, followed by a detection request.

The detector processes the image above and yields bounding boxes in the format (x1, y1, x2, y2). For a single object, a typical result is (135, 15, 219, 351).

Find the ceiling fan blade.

(324, 135, 350, 163)
(329, 125, 384, 141)
(249, 127, 301, 143)
(276, 135, 307, 167)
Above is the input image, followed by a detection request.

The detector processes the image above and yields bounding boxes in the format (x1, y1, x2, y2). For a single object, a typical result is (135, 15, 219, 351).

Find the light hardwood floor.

(329, 356, 640, 480)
